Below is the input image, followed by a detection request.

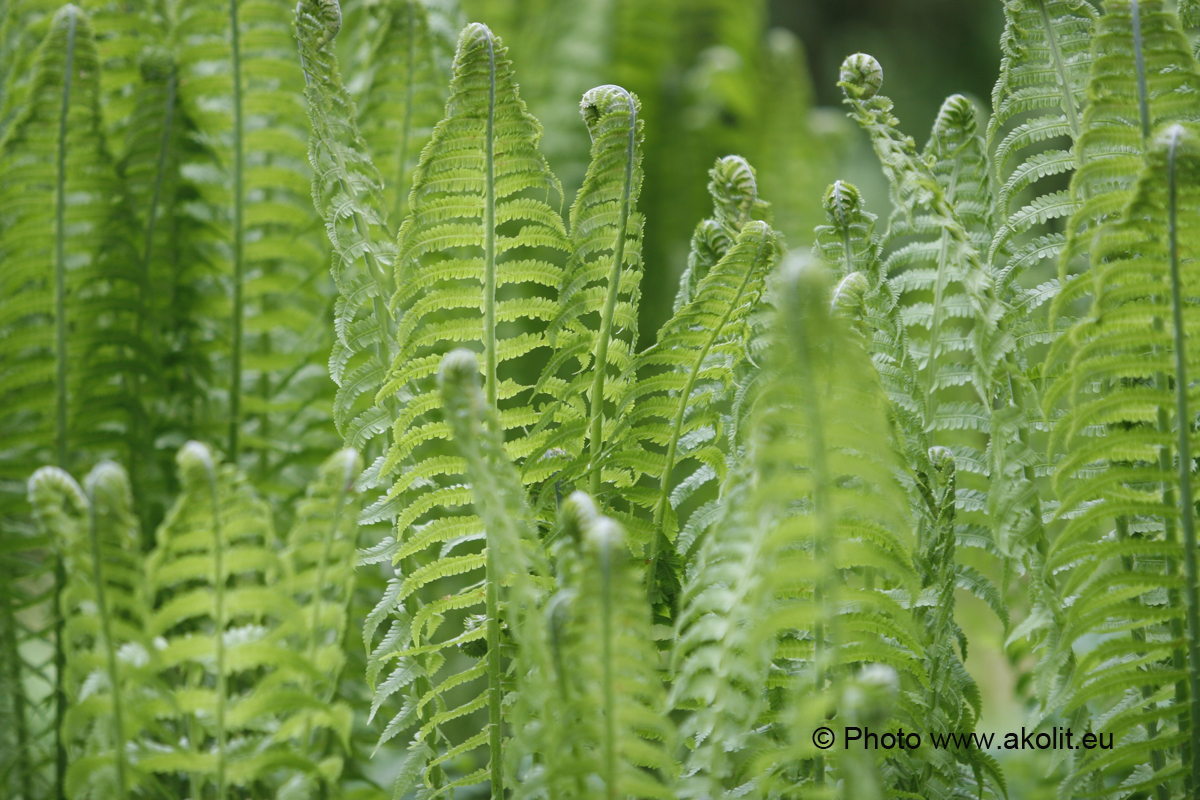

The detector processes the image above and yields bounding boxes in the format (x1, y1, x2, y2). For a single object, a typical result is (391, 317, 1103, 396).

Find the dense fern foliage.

(8, 0, 1200, 798)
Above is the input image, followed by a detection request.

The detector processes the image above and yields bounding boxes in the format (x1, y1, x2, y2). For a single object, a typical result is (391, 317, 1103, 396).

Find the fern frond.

(296, 0, 400, 456)
(31, 462, 153, 800)
(547, 492, 676, 800)
(365, 23, 567, 791)
(533, 84, 643, 501)
(0, 513, 58, 800)
(0, 4, 146, 490)
(1049, 123, 1200, 795)
(286, 447, 363, 696)
(674, 155, 770, 311)
(176, 0, 333, 470)
(988, 0, 1096, 267)
(1059, 0, 1200, 292)
(672, 256, 933, 797)
(357, 0, 456, 222)
(438, 348, 556, 799)
(143, 442, 335, 795)
(621, 214, 779, 609)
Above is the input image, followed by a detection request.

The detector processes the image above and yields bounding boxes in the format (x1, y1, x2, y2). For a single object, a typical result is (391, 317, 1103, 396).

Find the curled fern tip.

(839, 53, 883, 99)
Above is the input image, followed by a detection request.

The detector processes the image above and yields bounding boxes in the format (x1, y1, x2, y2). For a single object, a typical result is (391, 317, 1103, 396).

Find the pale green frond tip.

(823, 180, 864, 227)
(1158, 121, 1191, 151)
(437, 348, 482, 392)
(84, 461, 133, 512)
(580, 84, 640, 138)
(295, 0, 341, 48)
(926, 446, 955, 479)
(929, 94, 977, 153)
(177, 440, 216, 479)
(839, 53, 883, 100)
(559, 490, 600, 545)
(53, 3, 81, 25)
(28, 466, 86, 514)
(710, 155, 760, 220)
(832, 271, 869, 317)
(457, 21, 497, 58)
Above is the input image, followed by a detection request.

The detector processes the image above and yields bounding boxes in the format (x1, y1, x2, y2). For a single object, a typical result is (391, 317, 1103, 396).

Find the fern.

(671, 256, 930, 797)
(989, 0, 1096, 273)
(29, 462, 153, 800)
(296, 0, 399, 458)
(364, 22, 568, 792)
(175, 0, 333, 473)
(533, 84, 643, 500)
(544, 492, 676, 800)
(143, 442, 347, 796)
(357, 0, 457, 223)
(1059, 0, 1200, 300)
(1048, 122, 1200, 798)
(437, 348, 556, 798)
(619, 206, 779, 609)
(0, 4, 145, 492)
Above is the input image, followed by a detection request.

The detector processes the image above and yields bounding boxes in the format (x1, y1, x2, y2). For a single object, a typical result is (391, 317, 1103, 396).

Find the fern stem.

(85, 478, 128, 800)
(52, 14, 78, 797)
(482, 30, 497, 408)
(1037, 0, 1082, 140)
(202, 454, 228, 800)
(486, 515, 505, 800)
(587, 88, 637, 498)
(228, 0, 245, 461)
(1165, 125, 1200, 796)
(598, 530, 618, 800)
(394, 0, 416, 222)
(647, 231, 768, 596)
(477, 29, 505, 800)
(1131, 0, 1151, 144)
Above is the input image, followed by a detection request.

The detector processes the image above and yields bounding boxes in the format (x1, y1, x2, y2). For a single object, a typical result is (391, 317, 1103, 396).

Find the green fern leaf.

(988, 0, 1096, 267)
(0, 5, 145, 493)
(1049, 123, 1200, 795)
(30, 462, 154, 800)
(1059, 0, 1200, 296)
(176, 0, 333, 468)
(619, 212, 779, 608)
(296, 0, 400, 457)
(532, 84, 642, 500)
(357, 0, 457, 222)
(545, 492, 676, 800)
(364, 23, 567, 791)
(143, 442, 337, 795)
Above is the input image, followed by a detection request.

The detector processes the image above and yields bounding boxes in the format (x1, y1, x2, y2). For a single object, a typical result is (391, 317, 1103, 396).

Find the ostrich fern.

(11, 1, 1200, 799)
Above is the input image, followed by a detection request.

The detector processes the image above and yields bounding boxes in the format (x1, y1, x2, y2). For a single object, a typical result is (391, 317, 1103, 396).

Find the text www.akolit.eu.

(811, 726, 1113, 751)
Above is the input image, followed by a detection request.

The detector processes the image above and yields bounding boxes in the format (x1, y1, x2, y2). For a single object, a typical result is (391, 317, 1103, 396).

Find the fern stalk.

(1039, 0, 1083, 139)
(228, 0, 245, 460)
(1132, 0, 1150, 142)
(194, 445, 229, 800)
(587, 87, 638, 497)
(485, 493, 504, 800)
(52, 12, 78, 798)
(482, 31, 498, 407)
(598, 527, 618, 800)
(1166, 126, 1200, 795)
(83, 470, 128, 800)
